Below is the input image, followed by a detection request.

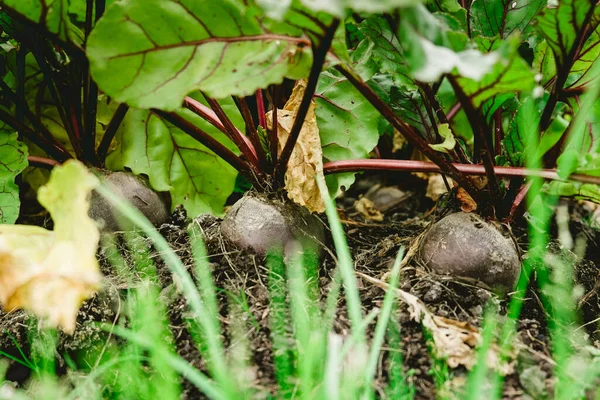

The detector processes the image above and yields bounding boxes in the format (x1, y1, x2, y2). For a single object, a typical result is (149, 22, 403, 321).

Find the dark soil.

(2, 173, 600, 399)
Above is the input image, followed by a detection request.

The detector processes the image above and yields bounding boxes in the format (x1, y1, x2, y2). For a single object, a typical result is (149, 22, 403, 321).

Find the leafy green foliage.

(0, 129, 27, 223)
(1, 0, 600, 220)
(536, 0, 596, 69)
(106, 101, 242, 216)
(5, 2, 600, 399)
(470, 0, 545, 39)
(1, 0, 84, 45)
(300, 0, 421, 18)
(315, 70, 381, 194)
(567, 11, 600, 90)
(455, 38, 535, 108)
(87, 0, 314, 110)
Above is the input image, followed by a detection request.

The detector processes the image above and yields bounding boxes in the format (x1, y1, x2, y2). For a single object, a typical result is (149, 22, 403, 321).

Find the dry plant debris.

(0, 160, 102, 333)
(266, 79, 326, 213)
(357, 242, 516, 375)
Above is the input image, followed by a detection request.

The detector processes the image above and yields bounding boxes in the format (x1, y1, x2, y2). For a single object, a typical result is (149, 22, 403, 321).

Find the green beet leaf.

(315, 70, 381, 196)
(357, 17, 410, 84)
(532, 39, 557, 86)
(454, 37, 534, 108)
(536, 0, 597, 70)
(470, 0, 544, 39)
(299, 0, 421, 19)
(1, 0, 84, 45)
(0, 127, 28, 224)
(106, 98, 243, 216)
(566, 11, 600, 90)
(87, 0, 314, 110)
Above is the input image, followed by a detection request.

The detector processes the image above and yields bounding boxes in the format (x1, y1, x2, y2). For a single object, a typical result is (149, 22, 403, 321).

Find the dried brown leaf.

(426, 174, 451, 201)
(354, 197, 384, 221)
(266, 80, 325, 213)
(456, 187, 478, 212)
(357, 261, 516, 374)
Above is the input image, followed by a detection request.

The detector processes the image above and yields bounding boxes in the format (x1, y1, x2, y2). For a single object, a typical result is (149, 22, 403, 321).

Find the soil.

(3, 172, 600, 399)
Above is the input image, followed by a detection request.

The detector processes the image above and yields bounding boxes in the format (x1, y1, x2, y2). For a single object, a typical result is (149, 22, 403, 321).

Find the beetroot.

(89, 171, 169, 232)
(220, 193, 325, 257)
(418, 212, 521, 291)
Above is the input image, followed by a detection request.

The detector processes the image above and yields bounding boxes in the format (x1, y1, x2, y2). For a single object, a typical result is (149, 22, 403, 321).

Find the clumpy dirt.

(2, 172, 600, 399)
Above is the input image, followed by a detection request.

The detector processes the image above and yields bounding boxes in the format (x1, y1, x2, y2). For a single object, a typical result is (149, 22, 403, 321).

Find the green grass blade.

(266, 251, 295, 394)
(105, 325, 226, 400)
(465, 307, 498, 400)
(95, 185, 231, 394)
(317, 175, 364, 339)
(362, 247, 404, 399)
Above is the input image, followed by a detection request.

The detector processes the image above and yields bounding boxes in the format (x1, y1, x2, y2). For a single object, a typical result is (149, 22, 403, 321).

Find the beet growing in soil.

(2, 175, 600, 398)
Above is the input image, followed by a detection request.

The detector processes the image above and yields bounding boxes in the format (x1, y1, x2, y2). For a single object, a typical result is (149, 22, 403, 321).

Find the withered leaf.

(0, 161, 102, 333)
(266, 80, 325, 213)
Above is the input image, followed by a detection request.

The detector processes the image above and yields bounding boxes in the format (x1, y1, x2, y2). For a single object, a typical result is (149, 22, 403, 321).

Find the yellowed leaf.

(0, 160, 101, 333)
(392, 129, 407, 153)
(266, 80, 325, 213)
(354, 197, 384, 221)
(426, 174, 451, 201)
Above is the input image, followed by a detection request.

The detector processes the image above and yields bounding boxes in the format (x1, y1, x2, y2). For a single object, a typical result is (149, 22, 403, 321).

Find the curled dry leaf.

(456, 187, 478, 212)
(0, 160, 102, 333)
(354, 197, 384, 221)
(266, 80, 326, 213)
(357, 246, 516, 374)
(455, 177, 486, 212)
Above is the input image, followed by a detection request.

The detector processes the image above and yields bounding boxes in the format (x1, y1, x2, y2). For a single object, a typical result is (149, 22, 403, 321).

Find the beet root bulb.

(418, 212, 521, 291)
(220, 194, 325, 257)
(89, 171, 169, 232)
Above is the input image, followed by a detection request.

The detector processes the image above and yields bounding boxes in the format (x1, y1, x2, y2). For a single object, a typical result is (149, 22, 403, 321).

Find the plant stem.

(27, 156, 61, 169)
(336, 64, 481, 200)
(505, 181, 531, 224)
(83, 77, 99, 163)
(29, 44, 83, 158)
(0, 75, 71, 160)
(183, 97, 257, 166)
(419, 82, 468, 163)
(446, 102, 462, 121)
(494, 108, 503, 156)
(502, 176, 524, 219)
(183, 97, 225, 130)
(202, 94, 259, 168)
(270, 86, 279, 169)
(0, 108, 71, 161)
(81, 0, 106, 164)
(256, 89, 266, 128)
(322, 159, 600, 185)
(448, 76, 500, 217)
(234, 96, 266, 168)
(97, 103, 129, 164)
(274, 19, 340, 183)
(153, 109, 258, 186)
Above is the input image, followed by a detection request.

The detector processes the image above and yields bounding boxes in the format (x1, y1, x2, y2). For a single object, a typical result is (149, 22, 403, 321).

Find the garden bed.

(3, 173, 600, 399)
